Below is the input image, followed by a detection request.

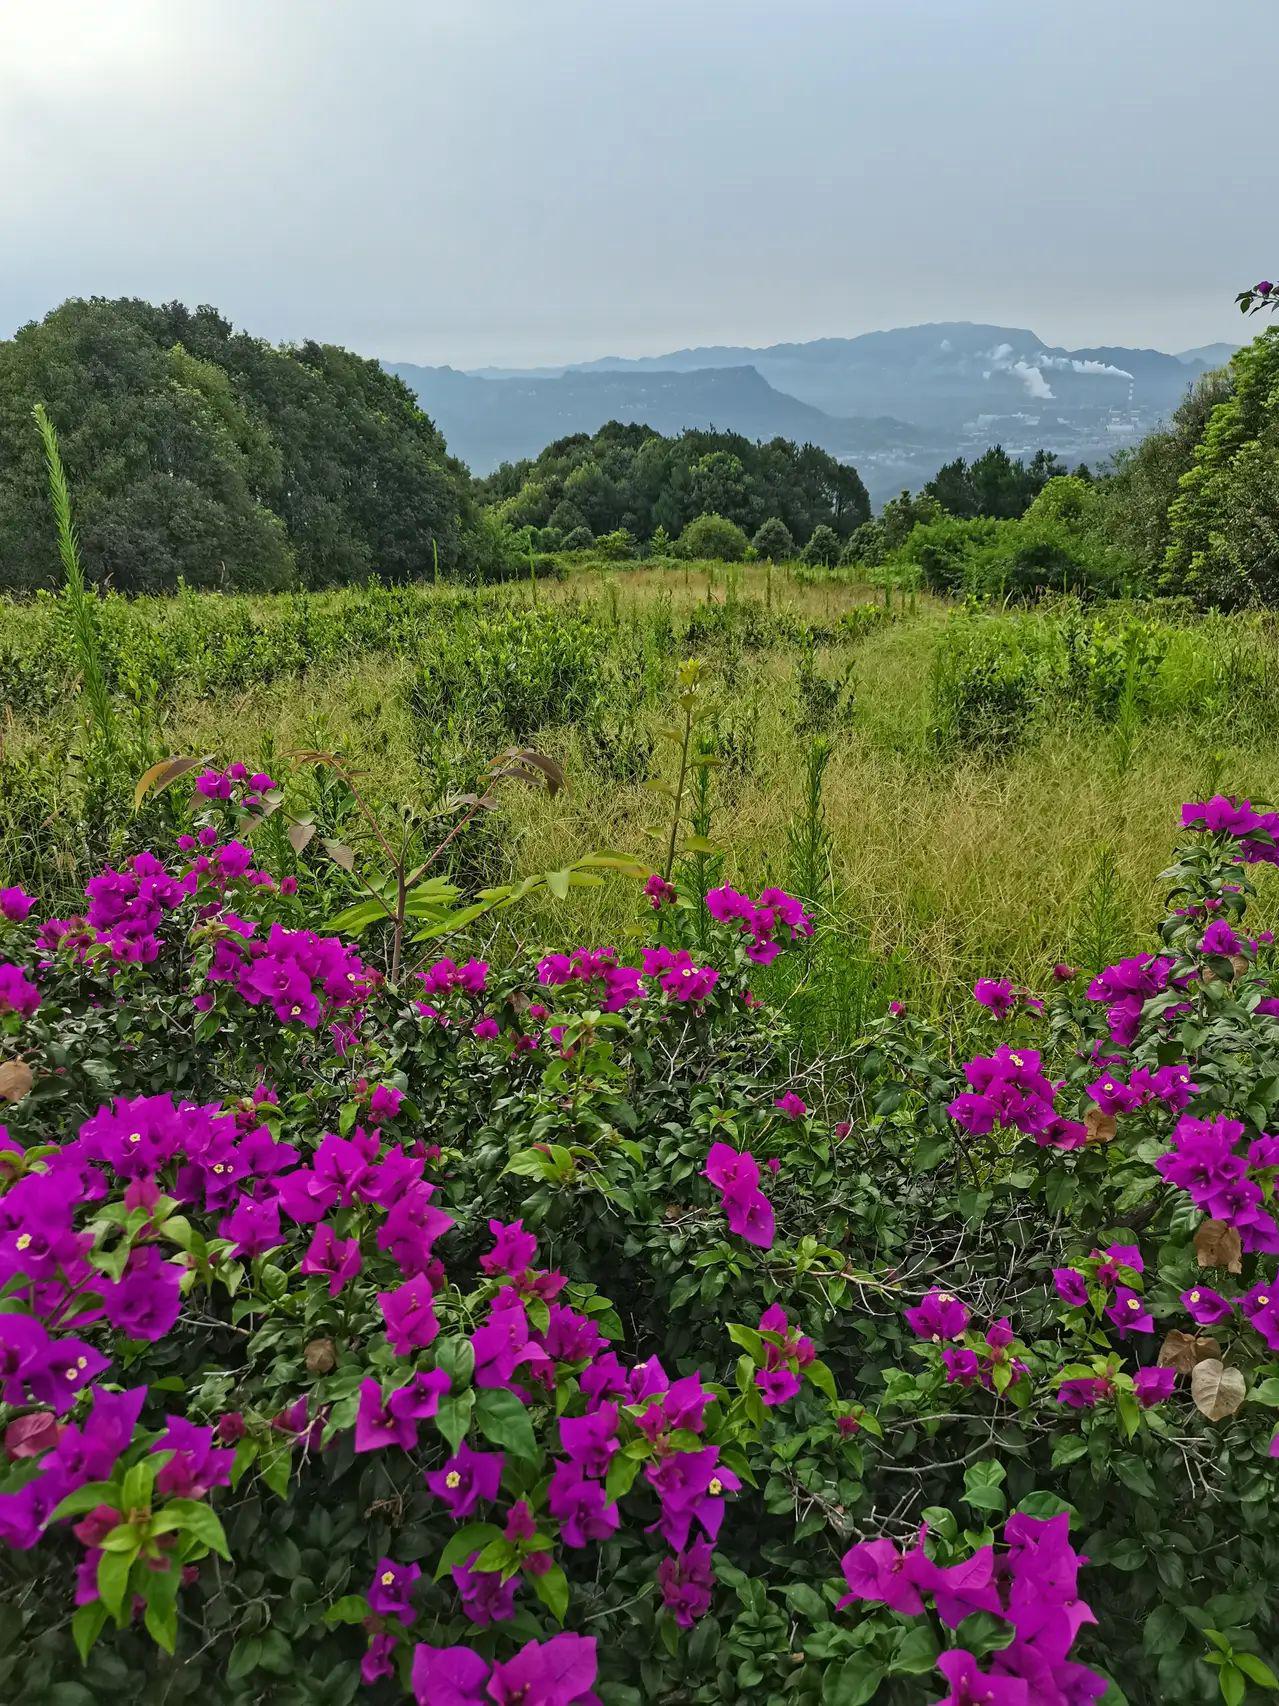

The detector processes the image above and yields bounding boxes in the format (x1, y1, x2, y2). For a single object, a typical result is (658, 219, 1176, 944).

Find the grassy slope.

(2, 560, 1276, 1036)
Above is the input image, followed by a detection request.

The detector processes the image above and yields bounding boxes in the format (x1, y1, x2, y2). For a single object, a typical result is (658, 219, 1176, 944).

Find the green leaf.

(434, 1390, 475, 1454)
(324, 1594, 370, 1625)
(96, 1548, 134, 1621)
(1051, 1435, 1088, 1468)
(143, 1589, 178, 1654)
(726, 1323, 764, 1359)
(891, 1621, 940, 1674)
(962, 1458, 1007, 1514)
(71, 1601, 109, 1665)
(605, 1452, 642, 1502)
(1235, 1653, 1279, 1688)
(824, 1655, 885, 1704)
(1220, 1665, 1246, 1706)
(51, 1482, 120, 1522)
(783, 1582, 827, 1620)
(1114, 1456, 1156, 1499)
(227, 1636, 263, 1681)
(433, 1523, 503, 1581)
(323, 898, 391, 936)
(472, 1539, 518, 1575)
(805, 1358, 838, 1402)
(530, 1561, 569, 1624)
(155, 1498, 231, 1560)
(258, 1444, 292, 1500)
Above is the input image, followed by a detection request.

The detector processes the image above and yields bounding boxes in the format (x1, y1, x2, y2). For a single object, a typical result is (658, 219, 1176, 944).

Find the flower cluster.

(1181, 794, 1279, 866)
(206, 919, 377, 1032)
(837, 1512, 1105, 1705)
(1155, 1114, 1279, 1256)
(939, 1317, 1028, 1395)
(0, 887, 36, 925)
(1052, 1244, 1152, 1337)
(194, 762, 277, 809)
(1086, 953, 1176, 1048)
(0, 962, 40, 1019)
(972, 977, 1042, 1018)
(1084, 1060, 1197, 1117)
(411, 1633, 598, 1705)
(704, 884, 812, 966)
(753, 1303, 814, 1405)
(948, 1045, 1084, 1149)
(534, 944, 718, 1011)
(703, 1142, 775, 1248)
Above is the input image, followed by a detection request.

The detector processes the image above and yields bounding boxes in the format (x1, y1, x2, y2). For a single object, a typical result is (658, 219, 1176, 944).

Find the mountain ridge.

(387, 322, 1242, 502)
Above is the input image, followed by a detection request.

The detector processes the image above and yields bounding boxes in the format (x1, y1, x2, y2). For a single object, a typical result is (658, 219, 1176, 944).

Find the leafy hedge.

(2, 773, 1279, 1704)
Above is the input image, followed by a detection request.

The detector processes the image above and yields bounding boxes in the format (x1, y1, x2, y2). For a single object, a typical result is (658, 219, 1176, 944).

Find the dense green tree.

(799, 523, 841, 567)
(1099, 370, 1234, 583)
(923, 444, 1066, 521)
(476, 423, 869, 549)
(840, 489, 941, 567)
(676, 513, 748, 561)
(1160, 329, 1279, 606)
(0, 296, 474, 592)
(751, 517, 794, 560)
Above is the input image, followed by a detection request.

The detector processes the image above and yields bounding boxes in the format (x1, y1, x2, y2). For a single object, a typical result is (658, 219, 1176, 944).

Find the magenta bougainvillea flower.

(411, 1634, 598, 1706)
(425, 1442, 505, 1518)
(972, 977, 1017, 1018)
(773, 1092, 807, 1120)
(0, 888, 35, 924)
(453, 1551, 520, 1625)
(658, 1537, 715, 1627)
(480, 1219, 539, 1278)
(1132, 1366, 1176, 1407)
(0, 963, 40, 1018)
(1053, 1268, 1089, 1308)
(378, 1273, 440, 1354)
(703, 1143, 775, 1248)
(904, 1289, 970, 1342)
(1180, 1285, 1233, 1325)
(1105, 1287, 1153, 1337)
(366, 1556, 420, 1623)
(644, 874, 676, 909)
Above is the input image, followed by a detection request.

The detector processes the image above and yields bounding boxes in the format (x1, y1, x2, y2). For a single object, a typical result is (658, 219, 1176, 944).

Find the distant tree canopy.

(0, 297, 474, 592)
(923, 445, 1070, 520)
(478, 421, 871, 550)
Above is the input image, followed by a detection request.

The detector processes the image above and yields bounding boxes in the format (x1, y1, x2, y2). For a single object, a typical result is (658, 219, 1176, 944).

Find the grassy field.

(4, 557, 1278, 1041)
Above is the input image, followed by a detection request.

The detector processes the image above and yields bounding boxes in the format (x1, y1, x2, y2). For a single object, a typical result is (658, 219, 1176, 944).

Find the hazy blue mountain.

(391, 322, 1231, 503)
(387, 361, 925, 481)
(1175, 341, 1239, 367)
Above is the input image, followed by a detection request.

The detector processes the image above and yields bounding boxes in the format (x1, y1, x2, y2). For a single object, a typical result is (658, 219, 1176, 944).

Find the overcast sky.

(0, 0, 1270, 367)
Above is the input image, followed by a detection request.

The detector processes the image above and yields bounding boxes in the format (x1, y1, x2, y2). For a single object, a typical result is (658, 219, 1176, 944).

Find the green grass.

(3, 559, 1277, 1043)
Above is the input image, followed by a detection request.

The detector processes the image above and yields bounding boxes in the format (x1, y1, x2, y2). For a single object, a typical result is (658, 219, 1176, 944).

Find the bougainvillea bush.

(2, 771, 1279, 1706)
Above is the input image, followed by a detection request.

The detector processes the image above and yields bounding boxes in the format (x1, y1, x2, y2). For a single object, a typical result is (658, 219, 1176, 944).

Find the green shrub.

(676, 513, 749, 562)
(593, 527, 635, 562)
(751, 517, 794, 561)
(929, 617, 1048, 751)
(799, 523, 841, 568)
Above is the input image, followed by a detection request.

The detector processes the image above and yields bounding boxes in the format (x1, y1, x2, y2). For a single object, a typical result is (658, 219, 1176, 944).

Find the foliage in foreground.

(2, 770, 1279, 1702)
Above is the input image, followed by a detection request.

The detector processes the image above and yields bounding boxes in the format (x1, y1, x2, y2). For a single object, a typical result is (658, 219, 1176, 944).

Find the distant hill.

(1175, 342, 1239, 367)
(441, 322, 1230, 501)
(385, 361, 924, 484)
